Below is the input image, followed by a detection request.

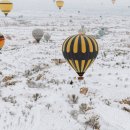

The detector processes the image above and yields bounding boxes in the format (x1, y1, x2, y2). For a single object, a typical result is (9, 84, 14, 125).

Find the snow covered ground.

(0, 10, 130, 130)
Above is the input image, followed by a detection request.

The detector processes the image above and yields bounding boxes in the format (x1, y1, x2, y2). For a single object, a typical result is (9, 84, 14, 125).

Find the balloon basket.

(78, 76, 84, 80)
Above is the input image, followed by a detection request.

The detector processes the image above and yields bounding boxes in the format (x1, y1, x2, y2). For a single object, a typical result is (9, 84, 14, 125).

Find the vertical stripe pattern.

(62, 34, 99, 77)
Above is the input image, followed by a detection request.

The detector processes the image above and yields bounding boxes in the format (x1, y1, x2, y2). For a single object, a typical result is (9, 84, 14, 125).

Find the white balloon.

(98, 28, 105, 37)
(32, 29, 44, 43)
(78, 25, 86, 34)
(44, 33, 51, 42)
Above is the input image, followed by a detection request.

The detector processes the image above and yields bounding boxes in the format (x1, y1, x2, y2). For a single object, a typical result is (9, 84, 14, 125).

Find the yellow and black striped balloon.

(0, 0, 13, 16)
(62, 34, 99, 80)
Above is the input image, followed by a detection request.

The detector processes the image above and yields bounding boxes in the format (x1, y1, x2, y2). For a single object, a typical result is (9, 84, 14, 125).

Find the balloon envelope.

(62, 34, 99, 80)
(32, 29, 44, 43)
(56, 0, 64, 9)
(44, 33, 51, 42)
(0, 0, 13, 16)
(0, 33, 5, 50)
(78, 25, 86, 35)
(98, 28, 105, 37)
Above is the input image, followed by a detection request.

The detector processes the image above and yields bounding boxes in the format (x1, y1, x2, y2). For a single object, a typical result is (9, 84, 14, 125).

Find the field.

(0, 11, 130, 130)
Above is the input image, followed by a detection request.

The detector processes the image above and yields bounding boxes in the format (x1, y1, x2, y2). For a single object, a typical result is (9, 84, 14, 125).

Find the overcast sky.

(10, 0, 130, 14)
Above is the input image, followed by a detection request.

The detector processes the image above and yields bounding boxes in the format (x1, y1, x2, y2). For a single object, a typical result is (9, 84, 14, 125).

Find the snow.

(0, 10, 130, 130)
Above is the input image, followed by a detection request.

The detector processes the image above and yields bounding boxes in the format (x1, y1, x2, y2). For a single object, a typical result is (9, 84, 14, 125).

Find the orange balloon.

(0, 34, 5, 50)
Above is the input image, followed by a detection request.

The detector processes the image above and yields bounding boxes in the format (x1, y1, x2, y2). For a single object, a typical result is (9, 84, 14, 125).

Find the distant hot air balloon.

(0, 0, 13, 16)
(62, 34, 99, 80)
(0, 33, 5, 50)
(56, 0, 64, 10)
(44, 33, 51, 42)
(98, 28, 105, 37)
(112, 0, 116, 5)
(32, 29, 44, 43)
(78, 25, 86, 35)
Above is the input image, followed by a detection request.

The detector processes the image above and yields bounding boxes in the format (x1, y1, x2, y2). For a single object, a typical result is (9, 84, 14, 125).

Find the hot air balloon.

(32, 29, 44, 43)
(56, 0, 64, 10)
(78, 25, 86, 35)
(98, 28, 105, 37)
(112, 0, 116, 5)
(0, 0, 13, 16)
(0, 33, 5, 50)
(62, 34, 99, 80)
(44, 33, 51, 42)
